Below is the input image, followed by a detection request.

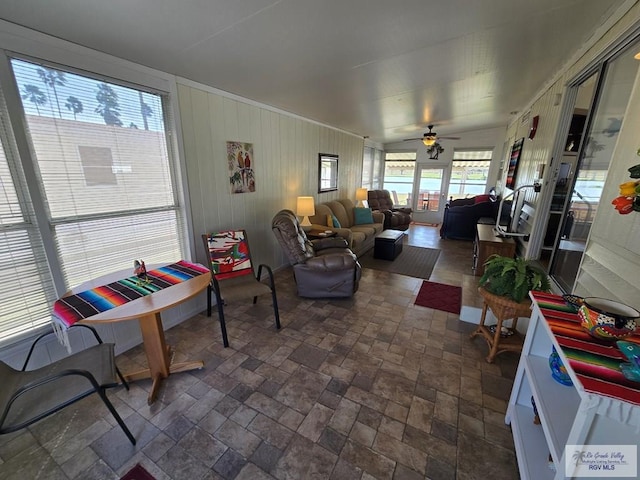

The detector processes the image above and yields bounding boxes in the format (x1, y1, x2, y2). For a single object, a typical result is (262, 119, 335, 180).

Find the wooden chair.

(0, 325, 135, 444)
(202, 230, 280, 347)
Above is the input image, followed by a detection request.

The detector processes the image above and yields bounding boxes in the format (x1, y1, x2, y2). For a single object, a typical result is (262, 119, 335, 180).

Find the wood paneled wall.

(177, 81, 364, 271)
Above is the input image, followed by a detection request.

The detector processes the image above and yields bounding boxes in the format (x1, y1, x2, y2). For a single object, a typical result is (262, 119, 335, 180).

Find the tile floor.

(0, 225, 521, 480)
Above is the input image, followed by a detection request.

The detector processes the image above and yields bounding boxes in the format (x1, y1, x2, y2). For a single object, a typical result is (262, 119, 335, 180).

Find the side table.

(306, 229, 337, 240)
(473, 224, 515, 276)
(470, 287, 531, 363)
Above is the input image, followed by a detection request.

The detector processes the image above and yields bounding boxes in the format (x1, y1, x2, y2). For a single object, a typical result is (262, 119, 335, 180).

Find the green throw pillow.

(354, 207, 373, 225)
(330, 214, 341, 228)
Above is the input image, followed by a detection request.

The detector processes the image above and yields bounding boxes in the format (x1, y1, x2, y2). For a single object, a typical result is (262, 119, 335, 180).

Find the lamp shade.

(296, 196, 315, 226)
(356, 188, 368, 201)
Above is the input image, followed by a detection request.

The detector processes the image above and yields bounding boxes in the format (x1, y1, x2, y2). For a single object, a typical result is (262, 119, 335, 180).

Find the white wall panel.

(177, 80, 364, 271)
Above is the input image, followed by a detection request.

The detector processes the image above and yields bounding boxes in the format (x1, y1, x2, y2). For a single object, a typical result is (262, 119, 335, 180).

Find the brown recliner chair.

(367, 190, 412, 231)
(271, 209, 361, 298)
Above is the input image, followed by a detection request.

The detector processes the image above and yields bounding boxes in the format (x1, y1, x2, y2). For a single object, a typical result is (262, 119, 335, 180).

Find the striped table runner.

(531, 291, 640, 406)
(53, 260, 210, 327)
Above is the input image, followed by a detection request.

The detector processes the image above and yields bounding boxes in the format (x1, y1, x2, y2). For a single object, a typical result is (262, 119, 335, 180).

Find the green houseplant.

(479, 255, 551, 303)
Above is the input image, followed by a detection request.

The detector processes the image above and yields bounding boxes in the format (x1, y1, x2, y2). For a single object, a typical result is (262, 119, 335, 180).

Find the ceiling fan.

(404, 125, 460, 146)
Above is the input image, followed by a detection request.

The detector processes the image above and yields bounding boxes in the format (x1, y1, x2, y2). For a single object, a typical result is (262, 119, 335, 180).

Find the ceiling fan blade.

(403, 137, 423, 141)
(439, 136, 460, 140)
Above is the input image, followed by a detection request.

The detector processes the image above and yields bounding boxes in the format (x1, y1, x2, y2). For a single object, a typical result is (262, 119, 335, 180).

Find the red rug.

(121, 464, 156, 480)
(414, 281, 462, 314)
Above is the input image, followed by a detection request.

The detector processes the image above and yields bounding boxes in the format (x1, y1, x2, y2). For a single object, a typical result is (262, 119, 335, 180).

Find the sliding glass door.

(549, 38, 640, 292)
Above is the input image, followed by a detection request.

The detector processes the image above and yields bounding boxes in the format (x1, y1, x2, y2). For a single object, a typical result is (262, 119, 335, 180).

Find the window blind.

(0, 86, 57, 342)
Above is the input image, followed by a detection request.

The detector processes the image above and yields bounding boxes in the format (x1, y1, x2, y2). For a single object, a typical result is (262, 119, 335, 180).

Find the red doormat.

(414, 281, 461, 314)
(121, 464, 156, 480)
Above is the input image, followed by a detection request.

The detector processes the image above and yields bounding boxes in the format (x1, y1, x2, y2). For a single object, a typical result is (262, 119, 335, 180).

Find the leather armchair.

(367, 190, 412, 231)
(271, 209, 361, 298)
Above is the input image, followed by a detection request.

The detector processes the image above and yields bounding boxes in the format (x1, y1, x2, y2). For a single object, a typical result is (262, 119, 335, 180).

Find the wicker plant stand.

(470, 287, 532, 363)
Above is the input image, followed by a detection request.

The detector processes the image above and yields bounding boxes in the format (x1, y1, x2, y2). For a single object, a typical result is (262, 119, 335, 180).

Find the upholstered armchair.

(367, 189, 412, 231)
(271, 209, 361, 298)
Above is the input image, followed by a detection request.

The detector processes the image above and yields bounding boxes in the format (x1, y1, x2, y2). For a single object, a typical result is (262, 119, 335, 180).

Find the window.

(362, 147, 373, 188)
(361, 146, 383, 190)
(382, 152, 416, 206)
(447, 149, 492, 200)
(0, 57, 185, 344)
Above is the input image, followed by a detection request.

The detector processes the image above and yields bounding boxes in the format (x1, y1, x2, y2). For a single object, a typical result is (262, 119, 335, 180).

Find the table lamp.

(356, 188, 368, 207)
(296, 196, 315, 227)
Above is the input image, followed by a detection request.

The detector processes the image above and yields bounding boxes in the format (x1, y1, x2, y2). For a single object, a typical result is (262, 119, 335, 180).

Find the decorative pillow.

(327, 214, 341, 228)
(474, 194, 491, 204)
(354, 207, 374, 225)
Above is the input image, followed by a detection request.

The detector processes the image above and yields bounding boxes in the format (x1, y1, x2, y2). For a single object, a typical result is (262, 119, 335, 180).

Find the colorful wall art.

(227, 141, 255, 193)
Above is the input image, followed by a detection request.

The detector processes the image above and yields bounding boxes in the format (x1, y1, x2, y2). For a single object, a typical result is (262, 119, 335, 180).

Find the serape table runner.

(53, 260, 210, 328)
(531, 291, 640, 406)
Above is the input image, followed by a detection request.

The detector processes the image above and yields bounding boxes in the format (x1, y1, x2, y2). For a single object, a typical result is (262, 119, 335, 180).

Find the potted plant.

(479, 254, 551, 303)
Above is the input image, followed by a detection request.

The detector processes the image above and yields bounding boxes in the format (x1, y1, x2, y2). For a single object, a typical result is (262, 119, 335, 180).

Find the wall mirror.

(318, 153, 338, 193)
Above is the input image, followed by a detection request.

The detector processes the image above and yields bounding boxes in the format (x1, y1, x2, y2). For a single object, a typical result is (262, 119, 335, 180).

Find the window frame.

(382, 150, 417, 206)
(447, 148, 493, 200)
(0, 41, 191, 347)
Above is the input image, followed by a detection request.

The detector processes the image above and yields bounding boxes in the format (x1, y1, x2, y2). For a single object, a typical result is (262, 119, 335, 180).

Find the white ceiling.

(0, 0, 628, 144)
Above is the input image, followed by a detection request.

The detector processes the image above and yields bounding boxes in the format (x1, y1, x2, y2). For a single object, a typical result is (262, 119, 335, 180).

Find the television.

(506, 138, 524, 190)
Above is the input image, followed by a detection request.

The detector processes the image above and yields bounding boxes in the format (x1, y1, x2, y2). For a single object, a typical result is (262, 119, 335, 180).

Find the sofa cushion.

(351, 225, 379, 237)
(354, 207, 374, 225)
(325, 200, 352, 229)
(474, 194, 491, 204)
(327, 214, 341, 228)
(311, 204, 333, 226)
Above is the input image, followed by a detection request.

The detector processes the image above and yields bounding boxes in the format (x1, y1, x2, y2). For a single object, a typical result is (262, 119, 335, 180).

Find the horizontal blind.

(11, 57, 185, 290)
(0, 86, 56, 342)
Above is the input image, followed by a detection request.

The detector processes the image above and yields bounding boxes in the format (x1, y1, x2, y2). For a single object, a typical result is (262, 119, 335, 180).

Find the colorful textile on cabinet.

(52, 260, 209, 328)
(531, 291, 640, 406)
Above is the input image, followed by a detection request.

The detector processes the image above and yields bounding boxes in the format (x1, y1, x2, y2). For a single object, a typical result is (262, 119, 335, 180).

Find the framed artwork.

(318, 153, 338, 193)
(506, 138, 524, 190)
(227, 141, 255, 193)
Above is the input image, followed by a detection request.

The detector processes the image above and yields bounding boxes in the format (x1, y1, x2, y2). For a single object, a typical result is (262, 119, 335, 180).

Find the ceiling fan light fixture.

(422, 135, 436, 146)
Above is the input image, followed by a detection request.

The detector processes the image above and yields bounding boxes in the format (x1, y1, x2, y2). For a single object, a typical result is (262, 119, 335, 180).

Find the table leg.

(487, 316, 504, 363)
(470, 303, 489, 339)
(124, 312, 204, 405)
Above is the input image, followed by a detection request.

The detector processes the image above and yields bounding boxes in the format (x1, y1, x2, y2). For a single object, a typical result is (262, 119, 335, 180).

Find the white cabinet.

(506, 292, 640, 479)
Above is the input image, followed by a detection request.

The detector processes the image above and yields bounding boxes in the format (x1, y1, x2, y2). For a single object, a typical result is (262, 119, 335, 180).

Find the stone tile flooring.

(0, 225, 521, 479)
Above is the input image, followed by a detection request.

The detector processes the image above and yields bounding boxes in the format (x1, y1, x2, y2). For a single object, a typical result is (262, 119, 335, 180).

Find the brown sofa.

(308, 198, 384, 257)
(367, 189, 413, 231)
(271, 209, 361, 298)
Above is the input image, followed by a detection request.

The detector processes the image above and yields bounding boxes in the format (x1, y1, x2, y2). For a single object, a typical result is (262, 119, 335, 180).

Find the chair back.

(271, 210, 314, 264)
(202, 230, 255, 280)
(368, 190, 394, 211)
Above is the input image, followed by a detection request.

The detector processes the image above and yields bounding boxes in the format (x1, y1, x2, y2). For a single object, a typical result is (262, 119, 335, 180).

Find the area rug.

(358, 245, 440, 280)
(121, 464, 156, 480)
(414, 280, 462, 314)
